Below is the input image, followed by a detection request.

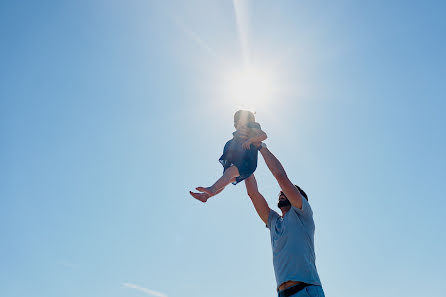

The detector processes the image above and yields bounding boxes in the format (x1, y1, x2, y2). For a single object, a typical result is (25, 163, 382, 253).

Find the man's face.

(277, 191, 291, 208)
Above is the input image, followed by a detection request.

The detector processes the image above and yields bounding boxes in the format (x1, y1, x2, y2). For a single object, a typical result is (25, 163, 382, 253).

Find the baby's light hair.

(234, 110, 256, 124)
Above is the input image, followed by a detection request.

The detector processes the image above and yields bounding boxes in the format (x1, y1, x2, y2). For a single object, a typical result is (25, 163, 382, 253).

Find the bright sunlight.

(222, 66, 276, 109)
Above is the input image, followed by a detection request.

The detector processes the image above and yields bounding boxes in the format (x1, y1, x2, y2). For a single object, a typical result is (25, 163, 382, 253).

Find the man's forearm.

(260, 147, 287, 178)
(259, 145, 303, 209)
(244, 175, 270, 225)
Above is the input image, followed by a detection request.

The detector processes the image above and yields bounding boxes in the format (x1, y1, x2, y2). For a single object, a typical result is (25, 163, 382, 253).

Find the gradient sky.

(2, 1, 445, 297)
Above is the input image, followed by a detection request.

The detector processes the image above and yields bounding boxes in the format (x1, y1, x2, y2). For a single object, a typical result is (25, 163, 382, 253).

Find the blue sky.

(1, 1, 445, 297)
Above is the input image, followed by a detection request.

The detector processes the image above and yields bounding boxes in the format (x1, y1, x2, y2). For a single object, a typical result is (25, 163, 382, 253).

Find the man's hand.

(235, 127, 250, 140)
(252, 141, 262, 149)
(242, 139, 252, 150)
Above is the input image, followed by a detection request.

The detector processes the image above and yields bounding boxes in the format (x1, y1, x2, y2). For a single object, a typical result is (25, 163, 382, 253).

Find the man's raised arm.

(244, 174, 270, 225)
(259, 145, 303, 209)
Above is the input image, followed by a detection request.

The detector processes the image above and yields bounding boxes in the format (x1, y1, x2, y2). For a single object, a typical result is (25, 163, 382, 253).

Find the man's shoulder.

(270, 208, 280, 218)
(290, 198, 314, 221)
(294, 194, 312, 212)
(267, 209, 280, 229)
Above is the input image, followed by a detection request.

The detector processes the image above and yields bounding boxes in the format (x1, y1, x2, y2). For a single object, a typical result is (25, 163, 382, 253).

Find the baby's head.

(234, 110, 255, 129)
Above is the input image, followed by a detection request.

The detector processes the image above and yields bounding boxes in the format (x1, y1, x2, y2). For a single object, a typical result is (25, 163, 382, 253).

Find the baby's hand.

(242, 139, 252, 150)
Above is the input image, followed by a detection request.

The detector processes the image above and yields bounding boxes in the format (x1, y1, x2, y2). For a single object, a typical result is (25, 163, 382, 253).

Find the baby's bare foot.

(189, 191, 210, 203)
(196, 187, 215, 197)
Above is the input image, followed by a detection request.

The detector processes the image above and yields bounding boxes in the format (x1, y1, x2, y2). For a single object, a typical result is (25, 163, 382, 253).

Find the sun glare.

(223, 66, 275, 109)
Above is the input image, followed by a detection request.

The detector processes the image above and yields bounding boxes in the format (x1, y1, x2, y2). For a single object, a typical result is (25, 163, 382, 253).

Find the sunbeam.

(233, 0, 251, 67)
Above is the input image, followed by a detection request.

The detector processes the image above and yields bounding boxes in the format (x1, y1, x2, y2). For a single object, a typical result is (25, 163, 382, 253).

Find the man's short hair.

(295, 185, 308, 201)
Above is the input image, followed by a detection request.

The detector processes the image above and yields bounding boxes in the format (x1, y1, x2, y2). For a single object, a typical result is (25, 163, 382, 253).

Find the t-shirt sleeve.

(292, 194, 313, 220)
(267, 209, 280, 229)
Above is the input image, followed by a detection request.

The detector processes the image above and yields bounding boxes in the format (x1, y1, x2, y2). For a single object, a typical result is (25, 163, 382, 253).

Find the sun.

(222, 66, 276, 109)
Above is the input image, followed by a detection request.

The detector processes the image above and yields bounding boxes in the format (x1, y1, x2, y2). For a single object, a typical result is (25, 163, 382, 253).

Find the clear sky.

(2, 1, 445, 297)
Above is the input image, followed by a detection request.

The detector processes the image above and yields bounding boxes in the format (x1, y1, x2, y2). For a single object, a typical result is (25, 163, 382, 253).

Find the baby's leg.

(196, 166, 240, 197)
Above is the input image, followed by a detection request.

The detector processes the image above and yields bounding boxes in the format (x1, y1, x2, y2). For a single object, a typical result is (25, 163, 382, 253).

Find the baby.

(190, 110, 267, 202)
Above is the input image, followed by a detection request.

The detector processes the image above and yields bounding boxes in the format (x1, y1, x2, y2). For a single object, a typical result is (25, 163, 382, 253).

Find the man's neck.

(280, 206, 291, 217)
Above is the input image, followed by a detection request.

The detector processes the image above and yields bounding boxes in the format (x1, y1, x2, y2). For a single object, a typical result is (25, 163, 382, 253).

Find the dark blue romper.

(219, 122, 261, 185)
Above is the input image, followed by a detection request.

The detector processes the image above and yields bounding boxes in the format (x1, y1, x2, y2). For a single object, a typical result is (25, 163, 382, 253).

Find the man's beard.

(277, 199, 291, 208)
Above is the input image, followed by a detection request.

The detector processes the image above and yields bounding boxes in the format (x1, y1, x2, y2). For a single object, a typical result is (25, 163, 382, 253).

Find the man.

(245, 142, 325, 297)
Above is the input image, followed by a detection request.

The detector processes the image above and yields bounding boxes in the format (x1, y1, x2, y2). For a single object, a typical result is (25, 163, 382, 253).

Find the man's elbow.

(247, 189, 260, 199)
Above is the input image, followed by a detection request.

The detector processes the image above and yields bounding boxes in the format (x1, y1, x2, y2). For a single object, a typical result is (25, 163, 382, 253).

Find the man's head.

(277, 185, 308, 209)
